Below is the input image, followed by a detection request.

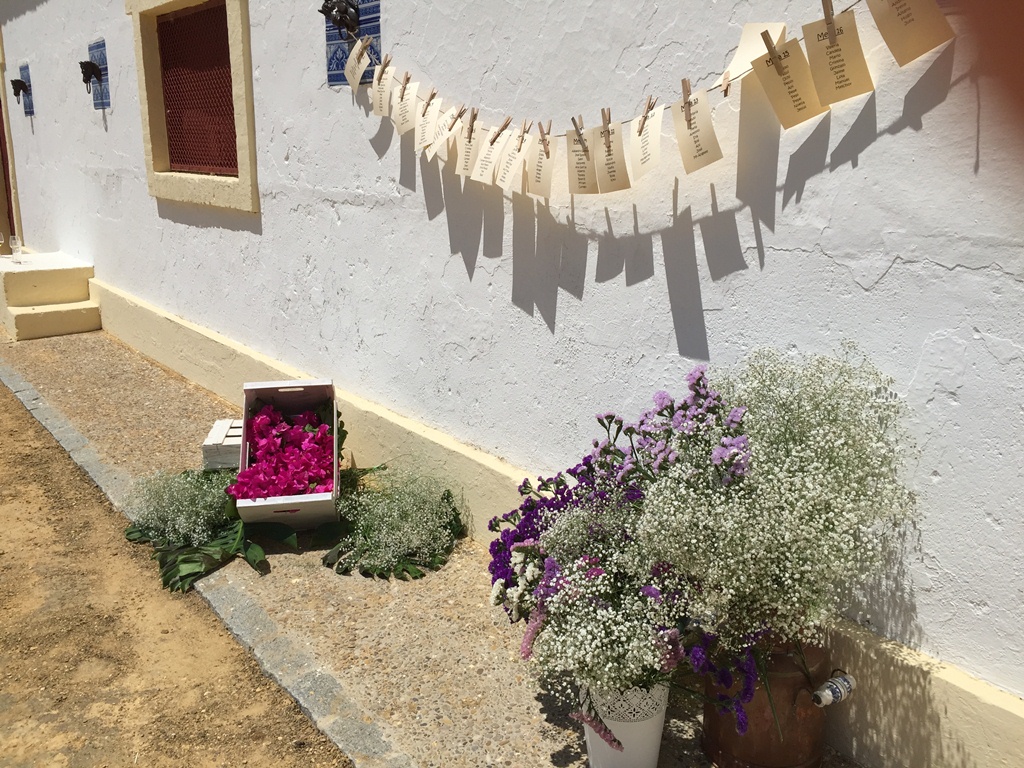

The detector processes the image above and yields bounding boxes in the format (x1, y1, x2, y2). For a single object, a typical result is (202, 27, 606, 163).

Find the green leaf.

(125, 525, 153, 544)
(176, 561, 208, 576)
(394, 562, 425, 580)
(224, 493, 239, 521)
(242, 540, 268, 572)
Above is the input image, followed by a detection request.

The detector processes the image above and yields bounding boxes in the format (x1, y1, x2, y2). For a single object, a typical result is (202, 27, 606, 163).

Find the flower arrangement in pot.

(636, 344, 916, 767)
(489, 364, 753, 767)
(489, 344, 916, 768)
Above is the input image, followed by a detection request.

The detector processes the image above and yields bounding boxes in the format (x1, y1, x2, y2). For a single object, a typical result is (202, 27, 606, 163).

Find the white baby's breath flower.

(639, 343, 915, 649)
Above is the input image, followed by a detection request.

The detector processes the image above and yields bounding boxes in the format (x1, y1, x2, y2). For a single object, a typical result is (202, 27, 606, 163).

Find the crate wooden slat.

(202, 418, 244, 469)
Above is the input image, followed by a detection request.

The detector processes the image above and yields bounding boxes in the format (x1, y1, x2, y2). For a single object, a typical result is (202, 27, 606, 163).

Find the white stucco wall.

(2, 0, 1022, 699)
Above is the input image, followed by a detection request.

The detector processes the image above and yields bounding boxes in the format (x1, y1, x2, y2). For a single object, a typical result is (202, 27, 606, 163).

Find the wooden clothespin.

(722, 70, 731, 98)
(466, 108, 479, 142)
(490, 116, 513, 145)
(682, 79, 693, 129)
(421, 87, 437, 117)
(570, 115, 589, 159)
(448, 104, 467, 131)
(537, 120, 552, 158)
(358, 37, 382, 67)
(399, 72, 411, 101)
(516, 120, 533, 152)
(761, 31, 785, 76)
(600, 108, 613, 154)
(375, 53, 392, 84)
(637, 95, 658, 136)
(823, 0, 837, 46)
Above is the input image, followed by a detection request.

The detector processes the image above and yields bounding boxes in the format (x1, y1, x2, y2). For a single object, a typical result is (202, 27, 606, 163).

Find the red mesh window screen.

(157, 0, 238, 176)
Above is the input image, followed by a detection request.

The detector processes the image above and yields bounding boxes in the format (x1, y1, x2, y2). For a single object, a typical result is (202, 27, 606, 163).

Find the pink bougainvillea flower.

(227, 406, 334, 501)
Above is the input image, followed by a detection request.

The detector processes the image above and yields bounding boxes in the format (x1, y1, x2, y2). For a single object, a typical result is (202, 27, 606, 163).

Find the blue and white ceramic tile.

(18, 63, 34, 117)
(89, 39, 111, 110)
(326, 0, 382, 87)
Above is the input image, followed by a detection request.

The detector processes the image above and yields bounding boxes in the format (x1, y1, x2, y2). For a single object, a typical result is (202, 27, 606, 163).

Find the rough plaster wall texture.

(4, 0, 1024, 698)
(1, 0, 142, 260)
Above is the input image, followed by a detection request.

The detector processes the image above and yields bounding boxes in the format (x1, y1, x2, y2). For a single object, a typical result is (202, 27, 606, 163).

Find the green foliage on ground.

(322, 467, 465, 580)
(124, 469, 303, 592)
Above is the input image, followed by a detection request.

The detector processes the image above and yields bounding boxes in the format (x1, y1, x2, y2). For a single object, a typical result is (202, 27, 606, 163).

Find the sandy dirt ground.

(0, 381, 353, 768)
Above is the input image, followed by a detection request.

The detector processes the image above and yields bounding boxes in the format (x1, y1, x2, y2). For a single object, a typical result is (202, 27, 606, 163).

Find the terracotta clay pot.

(702, 645, 829, 768)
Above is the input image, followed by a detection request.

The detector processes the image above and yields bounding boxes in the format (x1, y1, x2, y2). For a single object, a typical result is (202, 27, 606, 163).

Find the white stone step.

(2, 299, 101, 341)
(0, 252, 95, 307)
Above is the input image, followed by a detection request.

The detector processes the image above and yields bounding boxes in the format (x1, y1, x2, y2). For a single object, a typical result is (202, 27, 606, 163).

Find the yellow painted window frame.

(125, 0, 259, 213)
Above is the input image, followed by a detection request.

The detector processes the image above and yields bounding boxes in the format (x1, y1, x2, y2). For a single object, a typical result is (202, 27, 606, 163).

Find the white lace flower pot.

(582, 683, 669, 768)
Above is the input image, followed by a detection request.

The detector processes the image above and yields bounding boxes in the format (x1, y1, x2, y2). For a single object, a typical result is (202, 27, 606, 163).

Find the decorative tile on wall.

(19, 63, 34, 117)
(326, 0, 381, 87)
(89, 38, 111, 110)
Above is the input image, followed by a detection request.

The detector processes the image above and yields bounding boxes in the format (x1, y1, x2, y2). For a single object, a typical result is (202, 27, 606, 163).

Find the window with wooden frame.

(125, 0, 259, 212)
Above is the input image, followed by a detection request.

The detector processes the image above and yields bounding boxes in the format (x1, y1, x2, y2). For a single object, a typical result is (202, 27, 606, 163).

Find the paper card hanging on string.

(566, 128, 599, 195)
(391, 81, 420, 135)
(372, 67, 395, 116)
(344, 38, 371, 89)
(426, 107, 460, 162)
(497, 133, 535, 194)
(629, 104, 665, 181)
(457, 121, 486, 177)
(416, 99, 442, 150)
(527, 136, 558, 198)
(866, 0, 954, 67)
(595, 122, 631, 193)
(714, 23, 787, 88)
(802, 11, 874, 104)
(470, 127, 511, 185)
(492, 132, 519, 186)
(671, 90, 723, 174)
(752, 38, 829, 129)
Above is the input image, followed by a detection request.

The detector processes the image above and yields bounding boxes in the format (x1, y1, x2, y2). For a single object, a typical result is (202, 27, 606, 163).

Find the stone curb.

(0, 361, 416, 768)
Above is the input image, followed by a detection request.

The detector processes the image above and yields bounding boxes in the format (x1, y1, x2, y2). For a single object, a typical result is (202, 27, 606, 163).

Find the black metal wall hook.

(79, 60, 102, 94)
(318, 0, 360, 40)
(10, 79, 30, 104)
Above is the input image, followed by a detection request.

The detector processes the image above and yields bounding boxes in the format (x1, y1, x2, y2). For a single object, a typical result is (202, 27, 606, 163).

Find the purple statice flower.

(624, 486, 645, 502)
(686, 364, 708, 390)
(570, 710, 624, 752)
(712, 434, 752, 486)
(715, 667, 734, 690)
(534, 557, 563, 601)
(725, 406, 748, 429)
(585, 567, 606, 580)
(689, 644, 710, 676)
(734, 703, 749, 734)
(639, 585, 662, 602)
(738, 650, 757, 704)
(653, 390, 674, 411)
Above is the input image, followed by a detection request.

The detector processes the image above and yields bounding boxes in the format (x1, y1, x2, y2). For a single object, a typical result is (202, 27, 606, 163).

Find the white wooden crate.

(202, 418, 244, 469)
(235, 379, 339, 530)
